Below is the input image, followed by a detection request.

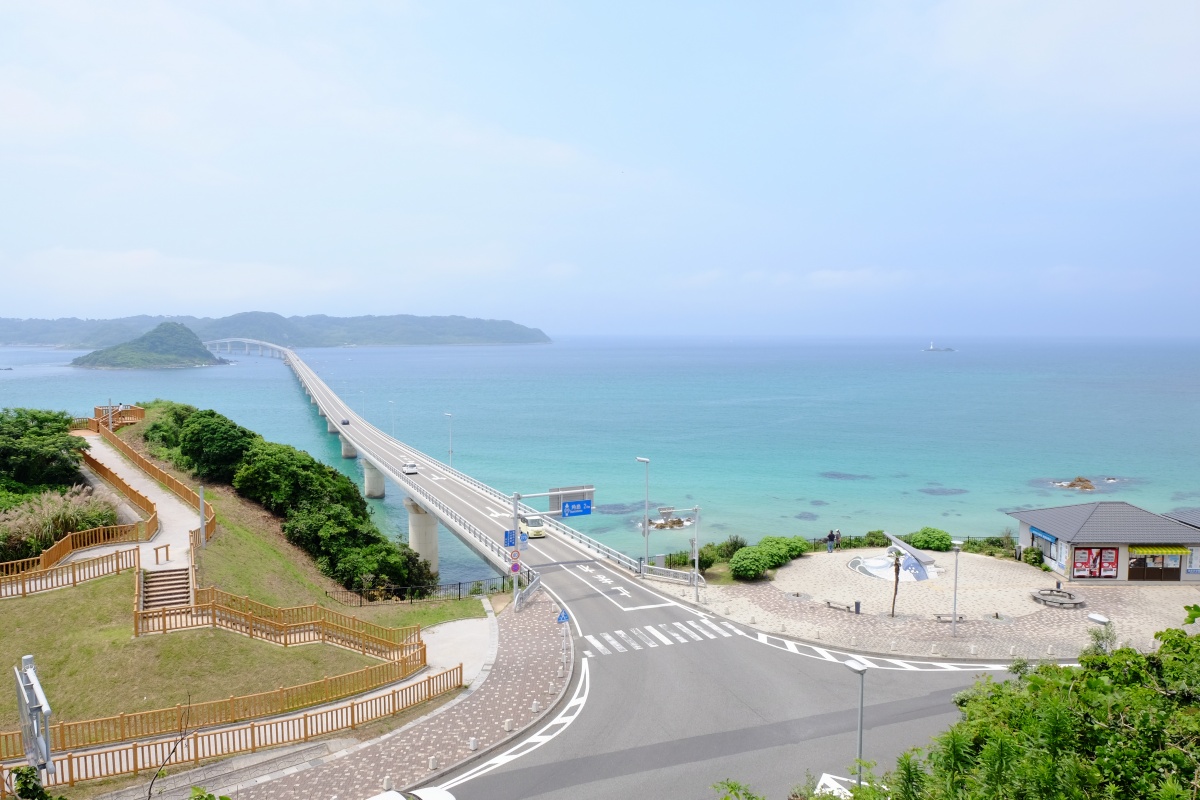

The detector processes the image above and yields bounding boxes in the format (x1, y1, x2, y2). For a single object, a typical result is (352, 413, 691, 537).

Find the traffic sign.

(504, 530, 516, 548)
(519, 532, 529, 551)
(561, 499, 592, 518)
(509, 550, 521, 562)
(510, 562, 521, 573)
(556, 609, 570, 624)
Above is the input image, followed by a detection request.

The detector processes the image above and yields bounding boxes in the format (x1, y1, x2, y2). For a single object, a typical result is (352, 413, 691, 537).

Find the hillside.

(0, 311, 551, 348)
(71, 322, 226, 369)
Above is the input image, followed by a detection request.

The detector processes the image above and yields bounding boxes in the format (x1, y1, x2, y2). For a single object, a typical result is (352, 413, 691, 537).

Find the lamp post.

(951, 540, 963, 637)
(636, 457, 650, 572)
(444, 412, 453, 468)
(844, 659, 868, 786)
(388, 400, 395, 438)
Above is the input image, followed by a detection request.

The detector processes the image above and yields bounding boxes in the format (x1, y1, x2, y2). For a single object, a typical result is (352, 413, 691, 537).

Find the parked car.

(401, 462, 419, 475)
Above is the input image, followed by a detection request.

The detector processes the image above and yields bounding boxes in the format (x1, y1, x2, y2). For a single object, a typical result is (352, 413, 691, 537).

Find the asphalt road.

(289, 351, 995, 800)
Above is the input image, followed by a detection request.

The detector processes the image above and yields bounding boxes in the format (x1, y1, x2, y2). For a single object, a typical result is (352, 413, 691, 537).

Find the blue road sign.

(504, 529, 516, 547)
(556, 609, 570, 624)
(519, 531, 529, 551)
(561, 499, 592, 518)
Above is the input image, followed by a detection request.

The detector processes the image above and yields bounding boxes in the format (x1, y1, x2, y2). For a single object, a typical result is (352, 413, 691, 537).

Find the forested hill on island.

(0, 311, 552, 349)
(72, 322, 226, 369)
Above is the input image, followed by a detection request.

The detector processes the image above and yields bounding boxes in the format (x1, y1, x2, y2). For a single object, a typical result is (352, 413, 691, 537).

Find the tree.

(178, 410, 257, 483)
(0, 408, 87, 487)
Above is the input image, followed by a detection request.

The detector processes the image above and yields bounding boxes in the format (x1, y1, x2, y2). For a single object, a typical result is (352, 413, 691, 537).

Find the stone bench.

(825, 599, 854, 613)
(1031, 589, 1085, 608)
(934, 613, 965, 623)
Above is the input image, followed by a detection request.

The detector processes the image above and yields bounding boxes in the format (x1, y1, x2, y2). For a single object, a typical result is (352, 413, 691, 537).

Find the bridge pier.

(340, 435, 357, 458)
(404, 498, 439, 570)
(326, 418, 338, 433)
(318, 406, 325, 417)
(363, 460, 385, 498)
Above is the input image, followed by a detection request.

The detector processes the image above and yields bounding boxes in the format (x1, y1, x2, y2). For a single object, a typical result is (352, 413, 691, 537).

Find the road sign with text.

(509, 550, 521, 562)
(504, 530, 516, 548)
(561, 499, 592, 518)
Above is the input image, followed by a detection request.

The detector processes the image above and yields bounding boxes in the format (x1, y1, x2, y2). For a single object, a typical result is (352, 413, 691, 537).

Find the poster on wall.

(1188, 548, 1200, 575)
(1073, 547, 1118, 578)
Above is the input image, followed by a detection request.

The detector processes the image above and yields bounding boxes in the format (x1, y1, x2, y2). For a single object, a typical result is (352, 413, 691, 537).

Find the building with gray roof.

(1007, 501, 1200, 582)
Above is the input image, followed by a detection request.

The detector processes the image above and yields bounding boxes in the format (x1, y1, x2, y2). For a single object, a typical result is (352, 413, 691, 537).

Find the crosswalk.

(581, 618, 737, 657)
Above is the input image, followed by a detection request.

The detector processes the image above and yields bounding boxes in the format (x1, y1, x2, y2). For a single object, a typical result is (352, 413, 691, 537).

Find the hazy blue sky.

(2, 2, 1197, 337)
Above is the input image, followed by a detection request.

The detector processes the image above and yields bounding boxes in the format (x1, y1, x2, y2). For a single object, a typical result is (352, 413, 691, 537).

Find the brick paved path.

(234, 592, 569, 800)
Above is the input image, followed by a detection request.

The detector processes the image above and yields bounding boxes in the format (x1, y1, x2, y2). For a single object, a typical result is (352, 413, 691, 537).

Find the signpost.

(504, 529, 516, 548)
(510, 563, 520, 573)
(561, 499, 592, 518)
(510, 550, 521, 562)
(519, 531, 529, 551)
(556, 609, 570, 624)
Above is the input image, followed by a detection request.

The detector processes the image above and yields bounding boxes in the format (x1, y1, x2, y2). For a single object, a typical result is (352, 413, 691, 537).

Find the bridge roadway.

(207, 339, 1001, 799)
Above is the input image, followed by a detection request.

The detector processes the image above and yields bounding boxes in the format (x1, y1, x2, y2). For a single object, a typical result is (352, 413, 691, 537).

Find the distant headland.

(72, 322, 226, 369)
(0, 311, 552, 348)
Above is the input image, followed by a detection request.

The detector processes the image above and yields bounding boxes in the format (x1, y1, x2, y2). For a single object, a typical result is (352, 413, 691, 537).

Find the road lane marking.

(614, 630, 642, 650)
(674, 622, 703, 641)
(584, 635, 610, 655)
(645, 625, 674, 645)
(601, 632, 626, 652)
(687, 620, 718, 639)
(630, 628, 658, 647)
(661, 624, 689, 643)
(699, 619, 731, 637)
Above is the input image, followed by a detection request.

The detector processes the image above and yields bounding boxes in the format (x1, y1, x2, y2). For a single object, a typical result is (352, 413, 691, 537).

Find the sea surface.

(3, 337, 1199, 583)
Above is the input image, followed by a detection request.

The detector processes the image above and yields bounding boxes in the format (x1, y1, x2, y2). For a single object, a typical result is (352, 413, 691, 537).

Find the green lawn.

(0, 573, 379, 729)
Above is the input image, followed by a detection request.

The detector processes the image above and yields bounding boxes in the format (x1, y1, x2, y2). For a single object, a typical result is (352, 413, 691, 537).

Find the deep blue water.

(3, 337, 1199, 582)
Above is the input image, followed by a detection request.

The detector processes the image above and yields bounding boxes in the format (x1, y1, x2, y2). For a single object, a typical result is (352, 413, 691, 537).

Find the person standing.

(834, 529, 842, 550)
(826, 530, 835, 554)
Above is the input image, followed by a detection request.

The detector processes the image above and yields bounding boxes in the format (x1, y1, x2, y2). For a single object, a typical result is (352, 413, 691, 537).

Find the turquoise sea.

(3, 337, 1199, 583)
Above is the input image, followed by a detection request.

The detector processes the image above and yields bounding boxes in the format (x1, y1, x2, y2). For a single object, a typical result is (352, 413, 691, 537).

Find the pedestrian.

(834, 529, 842, 550)
(826, 530, 835, 554)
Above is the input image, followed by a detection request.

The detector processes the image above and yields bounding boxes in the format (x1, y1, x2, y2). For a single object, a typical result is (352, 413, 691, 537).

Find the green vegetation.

(1023, 544, 1045, 567)
(10, 766, 66, 800)
(902, 527, 953, 551)
(960, 529, 1017, 558)
(136, 400, 436, 592)
(729, 546, 772, 580)
(3, 310, 550, 348)
(0, 408, 115, 561)
(71, 322, 225, 369)
(0, 573, 379, 728)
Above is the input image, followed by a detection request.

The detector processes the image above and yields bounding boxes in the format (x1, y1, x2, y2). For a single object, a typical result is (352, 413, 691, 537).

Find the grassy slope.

(0, 573, 379, 728)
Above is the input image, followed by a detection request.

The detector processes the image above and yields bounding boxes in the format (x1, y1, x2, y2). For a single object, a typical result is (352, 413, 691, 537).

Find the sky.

(1, 2, 1197, 337)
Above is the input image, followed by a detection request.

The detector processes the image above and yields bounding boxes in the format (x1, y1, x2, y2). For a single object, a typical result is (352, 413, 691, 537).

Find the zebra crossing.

(581, 618, 737, 657)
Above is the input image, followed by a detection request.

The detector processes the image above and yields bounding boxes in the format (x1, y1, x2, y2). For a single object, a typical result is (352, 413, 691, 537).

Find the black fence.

(327, 575, 512, 607)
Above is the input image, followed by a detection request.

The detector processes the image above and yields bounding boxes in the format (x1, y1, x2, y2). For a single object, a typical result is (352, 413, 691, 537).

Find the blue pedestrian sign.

(504, 529, 516, 547)
(556, 609, 570, 624)
(519, 531, 529, 551)
(561, 499, 592, 518)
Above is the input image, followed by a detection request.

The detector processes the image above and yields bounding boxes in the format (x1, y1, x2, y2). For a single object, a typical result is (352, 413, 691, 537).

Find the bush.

(0, 486, 118, 562)
(864, 529, 889, 547)
(729, 546, 770, 580)
(905, 527, 953, 551)
(716, 535, 747, 560)
(178, 410, 258, 483)
(755, 537, 793, 568)
(665, 546, 718, 573)
(785, 536, 811, 557)
(0, 408, 88, 488)
(1023, 545, 1045, 567)
(697, 542, 720, 572)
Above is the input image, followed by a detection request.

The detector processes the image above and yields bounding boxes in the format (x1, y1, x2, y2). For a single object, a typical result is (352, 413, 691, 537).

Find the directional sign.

(510, 562, 521, 573)
(503, 530, 516, 548)
(519, 532, 529, 551)
(556, 609, 570, 624)
(561, 499, 592, 518)
(509, 550, 521, 562)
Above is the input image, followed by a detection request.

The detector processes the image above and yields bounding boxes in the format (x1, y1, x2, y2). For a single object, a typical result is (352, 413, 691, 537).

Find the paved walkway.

(658, 549, 1200, 660)
(68, 430, 197, 573)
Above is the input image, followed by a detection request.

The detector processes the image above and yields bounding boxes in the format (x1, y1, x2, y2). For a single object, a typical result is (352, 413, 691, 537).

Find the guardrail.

(0, 665, 462, 794)
(327, 575, 510, 606)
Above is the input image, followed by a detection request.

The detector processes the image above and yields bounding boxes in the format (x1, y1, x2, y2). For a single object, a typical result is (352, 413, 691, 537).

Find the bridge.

(204, 338, 1001, 798)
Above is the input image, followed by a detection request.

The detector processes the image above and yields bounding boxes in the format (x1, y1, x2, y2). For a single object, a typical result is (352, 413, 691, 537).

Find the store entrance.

(1128, 552, 1182, 581)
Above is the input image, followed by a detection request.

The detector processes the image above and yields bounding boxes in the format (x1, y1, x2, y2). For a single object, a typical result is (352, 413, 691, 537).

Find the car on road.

(340, 418, 350, 425)
(401, 462, 418, 475)
(519, 513, 546, 538)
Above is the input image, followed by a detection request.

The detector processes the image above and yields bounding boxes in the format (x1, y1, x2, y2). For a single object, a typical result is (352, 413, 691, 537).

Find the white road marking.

(630, 628, 658, 648)
(687, 620, 718, 639)
(584, 635, 610, 655)
(645, 625, 674, 646)
(661, 624, 689, 643)
(674, 622, 703, 641)
(614, 630, 642, 650)
(699, 619, 731, 637)
(601, 632, 627, 652)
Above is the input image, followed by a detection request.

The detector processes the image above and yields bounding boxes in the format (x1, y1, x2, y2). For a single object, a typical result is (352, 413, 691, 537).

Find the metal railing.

(327, 575, 511, 606)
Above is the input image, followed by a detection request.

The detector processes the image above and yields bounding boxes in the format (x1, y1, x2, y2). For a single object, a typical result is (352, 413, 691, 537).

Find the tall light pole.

(844, 659, 868, 786)
(636, 457, 650, 572)
(445, 413, 454, 468)
(388, 400, 395, 438)
(951, 540, 963, 637)
(359, 390, 366, 418)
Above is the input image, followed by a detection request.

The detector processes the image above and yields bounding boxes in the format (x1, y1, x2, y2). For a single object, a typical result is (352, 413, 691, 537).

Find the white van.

(519, 514, 546, 539)
(401, 462, 419, 475)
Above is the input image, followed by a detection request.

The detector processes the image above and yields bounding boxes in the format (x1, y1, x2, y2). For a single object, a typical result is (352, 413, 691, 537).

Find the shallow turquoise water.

(3, 337, 1198, 582)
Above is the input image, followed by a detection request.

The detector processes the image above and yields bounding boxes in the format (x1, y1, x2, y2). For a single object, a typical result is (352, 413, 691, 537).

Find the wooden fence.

(0, 548, 140, 599)
(0, 646, 429, 759)
(0, 665, 461, 794)
(194, 587, 421, 645)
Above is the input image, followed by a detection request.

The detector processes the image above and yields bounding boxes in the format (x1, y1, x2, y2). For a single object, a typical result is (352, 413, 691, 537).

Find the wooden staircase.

(141, 568, 191, 609)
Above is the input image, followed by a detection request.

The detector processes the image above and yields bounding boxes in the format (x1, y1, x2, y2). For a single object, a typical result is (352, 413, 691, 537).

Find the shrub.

(697, 542, 720, 572)
(755, 537, 793, 568)
(178, 410, 258, 483)
(665, 546, 718, 573)
(716, 535, 747, 560)
(0, 486, 118, 562)
(0, 408, 88, 488)
(729, 546, 770, 580)
(863, 529, 889, 547)
(906, 527, 953, 551)
(1023, 545, 1045, 567)
(786, 536, 810, 558)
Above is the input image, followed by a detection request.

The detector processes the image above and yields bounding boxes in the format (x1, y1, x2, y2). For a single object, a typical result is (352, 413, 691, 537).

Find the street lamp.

(444, 413, 453, 468)
(636, 457, 650, 572)
(951, 540, 963, 637)
(844, 659, 868, 786)
(387, 400, 395, 438)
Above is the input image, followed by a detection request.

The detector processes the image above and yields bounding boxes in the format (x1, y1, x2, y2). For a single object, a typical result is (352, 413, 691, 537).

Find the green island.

(70, 322, 226, 370)
(2, 309, 551, 349)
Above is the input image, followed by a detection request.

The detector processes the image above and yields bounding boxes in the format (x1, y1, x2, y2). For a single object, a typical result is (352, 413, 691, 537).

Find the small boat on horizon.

(924, 341, 955, 352)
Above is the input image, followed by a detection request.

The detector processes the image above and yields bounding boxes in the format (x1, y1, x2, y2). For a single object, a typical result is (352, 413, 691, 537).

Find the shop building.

(1008, 501, 1200, 583)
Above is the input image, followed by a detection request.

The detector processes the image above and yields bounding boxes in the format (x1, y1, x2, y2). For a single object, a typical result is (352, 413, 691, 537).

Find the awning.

(1031, 527, 1056, 543)
(1129, 545, 1191, 556)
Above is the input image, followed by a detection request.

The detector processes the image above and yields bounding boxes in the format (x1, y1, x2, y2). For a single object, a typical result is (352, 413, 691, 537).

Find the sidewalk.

(658, 549, 1200, 660)
(68, 430, 197, 573)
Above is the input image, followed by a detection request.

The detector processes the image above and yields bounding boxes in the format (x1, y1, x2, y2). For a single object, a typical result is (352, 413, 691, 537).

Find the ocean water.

(3, 337, 1199, 582)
